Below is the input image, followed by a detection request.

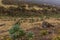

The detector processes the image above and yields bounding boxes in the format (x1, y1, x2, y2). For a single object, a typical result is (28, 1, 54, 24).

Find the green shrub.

(9, 22, 26, 40)
(9, 22, 34, 40)
(27, 32, 34, 40)
(40, 30, 48, 36)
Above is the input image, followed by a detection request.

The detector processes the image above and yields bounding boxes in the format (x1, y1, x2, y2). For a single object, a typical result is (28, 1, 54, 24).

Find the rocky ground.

(0, 17, 60, 40)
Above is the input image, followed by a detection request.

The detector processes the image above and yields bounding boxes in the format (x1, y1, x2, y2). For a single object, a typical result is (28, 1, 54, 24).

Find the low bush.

(9, 22, 34, 40)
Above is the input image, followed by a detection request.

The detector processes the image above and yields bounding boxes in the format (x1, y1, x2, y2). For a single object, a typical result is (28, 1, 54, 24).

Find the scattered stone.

(42, 21, 54, 28)
(0, 23, 5, 26)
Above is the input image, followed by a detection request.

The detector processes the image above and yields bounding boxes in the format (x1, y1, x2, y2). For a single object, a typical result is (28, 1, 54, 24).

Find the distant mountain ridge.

(2, 0, 60, 7)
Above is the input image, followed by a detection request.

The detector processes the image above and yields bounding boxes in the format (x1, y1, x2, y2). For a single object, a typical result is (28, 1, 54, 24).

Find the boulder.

(42, 21, 54, 28)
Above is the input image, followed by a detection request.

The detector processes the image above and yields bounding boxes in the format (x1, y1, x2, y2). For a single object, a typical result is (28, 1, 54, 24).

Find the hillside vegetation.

(0, 0, 58, 18)
(0, 0, 60, 40)
(0, 4, 60, 18)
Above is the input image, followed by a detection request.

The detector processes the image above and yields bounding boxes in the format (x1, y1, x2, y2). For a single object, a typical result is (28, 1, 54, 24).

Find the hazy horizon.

(18, 0, 60, 5)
